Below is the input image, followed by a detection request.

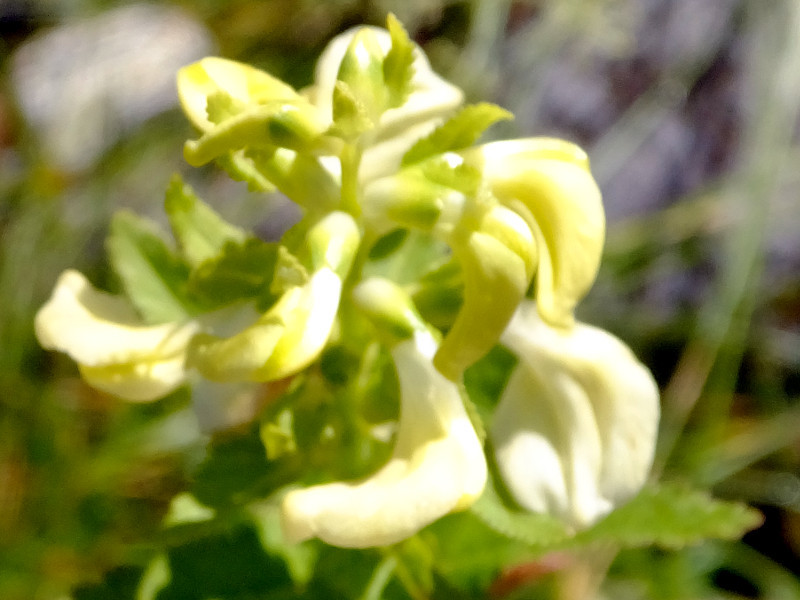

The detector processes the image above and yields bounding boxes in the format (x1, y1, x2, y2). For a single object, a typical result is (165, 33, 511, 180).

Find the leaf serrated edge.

(107, 210, 193, 323)
(383, 13, 416, 109)
(402, 102, 513, 166)
(573, 483, 764, 550)
(470, 469, 570, 549)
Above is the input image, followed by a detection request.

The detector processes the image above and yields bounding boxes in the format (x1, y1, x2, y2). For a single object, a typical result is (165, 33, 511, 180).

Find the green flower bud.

(335, 28, 388, 125)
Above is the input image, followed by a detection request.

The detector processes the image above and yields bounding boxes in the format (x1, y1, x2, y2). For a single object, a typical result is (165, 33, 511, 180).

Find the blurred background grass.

(1, 0, 799, 598)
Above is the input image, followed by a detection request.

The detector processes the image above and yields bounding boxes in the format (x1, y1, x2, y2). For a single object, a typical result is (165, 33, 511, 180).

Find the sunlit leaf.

(383, 14, 415, 108)
(402, 103, 512, 166)
(187, 237, 279, 310)
(164, 175, 246, 267)
(106, 210, 193, 323)
(574, 483, 764, 549)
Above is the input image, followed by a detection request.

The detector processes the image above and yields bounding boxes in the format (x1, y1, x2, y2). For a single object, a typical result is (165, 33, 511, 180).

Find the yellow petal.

(177, 57, 298, 131)
(281, 330, 486, 548)
(35, 270, 197, 401)
(434, 204, 536, 380)
(492, 301, 660, 528)
(471, 138, 605, 327)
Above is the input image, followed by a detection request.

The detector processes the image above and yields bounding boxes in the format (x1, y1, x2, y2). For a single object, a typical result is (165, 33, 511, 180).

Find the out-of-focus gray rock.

(10, 3, 214, 172)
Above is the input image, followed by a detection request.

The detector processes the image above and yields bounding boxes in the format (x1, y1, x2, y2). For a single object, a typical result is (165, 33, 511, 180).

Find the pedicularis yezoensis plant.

(36, 15, 760, 596)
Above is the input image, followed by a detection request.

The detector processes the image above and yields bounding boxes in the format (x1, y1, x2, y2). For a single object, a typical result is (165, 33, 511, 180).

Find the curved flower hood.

(491, 301, 660, 529)
(466, 138, 605, 329)
(34, 270, 198, 401)
(281, 326, 486, 548)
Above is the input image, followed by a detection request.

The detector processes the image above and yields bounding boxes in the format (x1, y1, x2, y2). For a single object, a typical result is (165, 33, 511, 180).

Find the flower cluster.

(35, 17, 659, 548)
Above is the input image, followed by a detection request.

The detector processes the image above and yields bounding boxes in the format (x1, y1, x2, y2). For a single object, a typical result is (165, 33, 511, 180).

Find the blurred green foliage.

(1, 1, 799, 598)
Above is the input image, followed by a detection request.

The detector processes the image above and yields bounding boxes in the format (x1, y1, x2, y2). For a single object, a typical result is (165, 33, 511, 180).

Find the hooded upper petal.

(491, 301, 659, 529)
(281, 327, 486, 548)
(467, 138, 604, 328)
(35, 270, 198, 401)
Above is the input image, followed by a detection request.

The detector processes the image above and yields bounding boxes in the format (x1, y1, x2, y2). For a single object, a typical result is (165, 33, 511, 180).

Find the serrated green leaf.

(383, 13, 415, 108)
(470, 470, 570, 549)
(574, 483, 764, 550)
(165, 175, 246, 267)
(420, 155, 482, 195)
(402, 103, 513, 166)
(106, 210, 193, 323)
(187, 237, 279, 310)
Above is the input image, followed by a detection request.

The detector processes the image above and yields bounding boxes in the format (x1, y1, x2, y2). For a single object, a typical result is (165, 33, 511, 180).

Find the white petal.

(281, 331, 486, 548)
(492, 302, 659, 528)
(35, 270, 197, 401)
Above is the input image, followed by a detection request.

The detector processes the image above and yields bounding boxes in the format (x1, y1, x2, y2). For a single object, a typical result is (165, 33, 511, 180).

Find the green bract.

(35, 16, 660, 551)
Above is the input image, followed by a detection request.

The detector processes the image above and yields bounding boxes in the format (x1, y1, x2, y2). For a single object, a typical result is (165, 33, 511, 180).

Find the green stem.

(340, 143, 363, 218)
(381, 546, 428, 600)
(359, 553, 398, 600)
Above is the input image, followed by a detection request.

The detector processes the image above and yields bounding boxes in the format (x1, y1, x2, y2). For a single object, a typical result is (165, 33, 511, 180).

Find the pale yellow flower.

(466, 138, 605, 328)
(281, 305, 486, 548)
(491, 301, 660, 529)
(35, 270, 198, 401)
